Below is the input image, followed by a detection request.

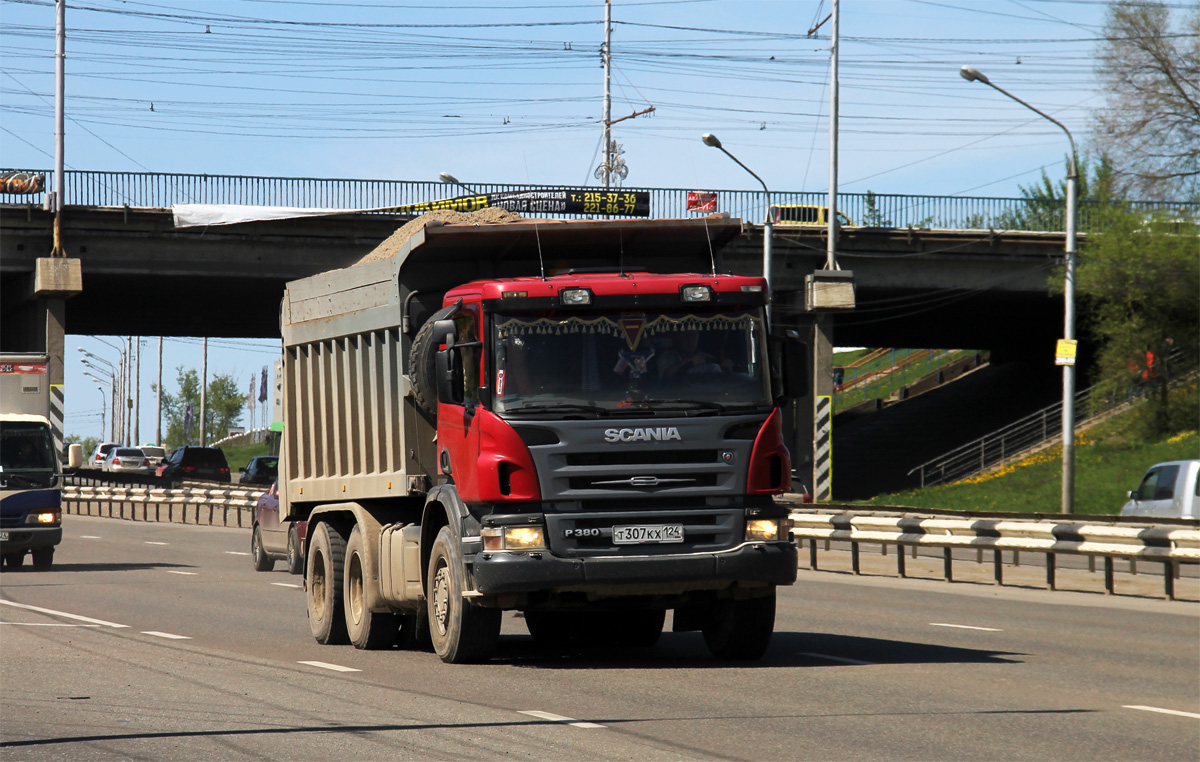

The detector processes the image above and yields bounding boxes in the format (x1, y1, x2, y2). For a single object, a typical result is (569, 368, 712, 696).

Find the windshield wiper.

(639, 399, 771, 415)
(505, 402, 609, 416)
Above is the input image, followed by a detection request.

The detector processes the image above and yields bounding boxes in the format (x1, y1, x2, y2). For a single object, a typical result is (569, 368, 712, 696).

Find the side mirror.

(772, 329, 808, 402)
(1127, 490, 1137, 500)
(436, 345, 463, 405)
(67, 443, 83, 469)
(431, 319, 457, 350)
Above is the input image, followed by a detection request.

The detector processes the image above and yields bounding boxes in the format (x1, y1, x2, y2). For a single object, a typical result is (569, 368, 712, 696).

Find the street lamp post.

(95, 386, 106, 441)
(439, 172, 479, 196)
(701, 133, 773, 320)
(960, 65, 1078, 514)
(83, 370, 112, 440)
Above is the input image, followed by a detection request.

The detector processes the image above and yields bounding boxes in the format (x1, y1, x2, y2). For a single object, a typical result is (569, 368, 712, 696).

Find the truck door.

(438, 307, 484, 499)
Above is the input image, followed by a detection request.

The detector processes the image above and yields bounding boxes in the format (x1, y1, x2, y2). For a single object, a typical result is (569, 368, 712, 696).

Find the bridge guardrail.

(789, 509, 1199, 600)
(4, 168, 1197, 232)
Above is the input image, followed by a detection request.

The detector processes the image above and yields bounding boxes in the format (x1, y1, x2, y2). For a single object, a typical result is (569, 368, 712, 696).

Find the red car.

(250, 482, 306, 575)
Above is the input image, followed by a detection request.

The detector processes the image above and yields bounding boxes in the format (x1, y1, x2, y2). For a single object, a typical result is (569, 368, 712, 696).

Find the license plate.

(0, 531, 8, 542)
(613, 524, 683, 545)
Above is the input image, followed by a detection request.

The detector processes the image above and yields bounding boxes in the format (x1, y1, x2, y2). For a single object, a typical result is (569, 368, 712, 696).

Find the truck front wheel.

(307, 522, 349, 645)
(31, 547, 53, 571)
(702, 589, 776, 661)
(427, 526, 500, 663)
(344, 525, 398, 650)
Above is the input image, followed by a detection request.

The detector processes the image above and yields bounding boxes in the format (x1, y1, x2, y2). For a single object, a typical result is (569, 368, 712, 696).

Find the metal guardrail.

(790, 509, 1200, 600)
(4, 169, 1197, 232)
(64, 483, 259, 528)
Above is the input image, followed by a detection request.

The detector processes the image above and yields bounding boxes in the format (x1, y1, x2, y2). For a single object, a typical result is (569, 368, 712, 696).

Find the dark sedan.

(239, 456, 278, 486)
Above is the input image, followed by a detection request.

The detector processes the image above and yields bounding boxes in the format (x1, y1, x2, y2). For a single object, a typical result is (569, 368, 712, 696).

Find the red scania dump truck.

(278, 215, 805, 663)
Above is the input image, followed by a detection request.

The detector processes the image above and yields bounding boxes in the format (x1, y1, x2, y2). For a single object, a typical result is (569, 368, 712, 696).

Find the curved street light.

(700, 133, 773, 318)
(439, 172, 479, 195)
(960, 64, 1078, 514)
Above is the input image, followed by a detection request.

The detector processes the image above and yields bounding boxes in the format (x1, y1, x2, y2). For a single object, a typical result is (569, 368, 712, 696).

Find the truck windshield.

(492, 307, 772, 416)
(0, 422, 57, 473)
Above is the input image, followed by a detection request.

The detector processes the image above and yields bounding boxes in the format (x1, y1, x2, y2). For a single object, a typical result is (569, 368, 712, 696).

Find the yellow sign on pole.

(1055, 339, 1078, 366)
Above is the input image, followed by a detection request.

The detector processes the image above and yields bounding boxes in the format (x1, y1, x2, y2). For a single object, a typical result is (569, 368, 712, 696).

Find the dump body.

(280, 216, 802, 662)
(0, 354, 63, 569)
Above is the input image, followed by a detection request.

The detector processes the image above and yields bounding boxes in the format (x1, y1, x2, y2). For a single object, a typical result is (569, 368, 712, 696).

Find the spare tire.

(409, 305, 457, 419)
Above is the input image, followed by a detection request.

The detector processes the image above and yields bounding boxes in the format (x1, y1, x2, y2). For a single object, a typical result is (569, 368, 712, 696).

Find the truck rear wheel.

(252, 525, 275, 572)
(427, 525, 500, 663)
(31, 547, 53, 571)
(345, 525, 399, 650)
(702, 589, 776, 661)
(2, 553, 24, 570)
(307, 522, 349, 645)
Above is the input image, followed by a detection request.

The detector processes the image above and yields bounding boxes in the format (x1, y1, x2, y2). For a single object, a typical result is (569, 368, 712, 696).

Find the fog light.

(560, 288, 592, 306)
(504, 526, 545, 550)
(680, 285, 712, 302)
(745, 518, 781, 542)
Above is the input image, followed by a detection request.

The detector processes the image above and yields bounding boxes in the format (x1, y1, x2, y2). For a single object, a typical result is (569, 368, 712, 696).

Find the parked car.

(139, 445, 167, 471)
(239, 455, 278, 486)
(88, 441, 121, 470)
(101, 446, 151, 475)
(771, 204, 854, 227)
(157, 446, 231, 484)
(251, 482, 306, 575)
(1121, 460, 1200, 519)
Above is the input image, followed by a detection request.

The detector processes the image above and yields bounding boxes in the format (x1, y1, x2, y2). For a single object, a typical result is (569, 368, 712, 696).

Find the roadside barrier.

(789, 509, 1200, 600)
(63, 483, 260, 528)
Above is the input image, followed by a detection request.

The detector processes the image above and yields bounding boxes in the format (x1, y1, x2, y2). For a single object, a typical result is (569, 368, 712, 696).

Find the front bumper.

(0, 525, 62, 552)
(470, 540, 797, 596)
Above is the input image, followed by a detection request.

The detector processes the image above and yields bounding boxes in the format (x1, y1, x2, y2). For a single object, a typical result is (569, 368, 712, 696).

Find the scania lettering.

(278, 215, 806, 664)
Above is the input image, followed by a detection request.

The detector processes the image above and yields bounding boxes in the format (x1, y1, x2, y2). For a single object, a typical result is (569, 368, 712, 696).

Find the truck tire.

(252, 525, 275, 572)
(307, 522, 349, 645)
(344, 524, 399, 650)
(31, 547, 54, 571)
(427, 525, 500, 663)
(286, 523, 304, 575)
(409, 305, 457, 419)
(612, 609, 665, 648)
(702, 589, 776, 661)
(2, 553, 24, 570)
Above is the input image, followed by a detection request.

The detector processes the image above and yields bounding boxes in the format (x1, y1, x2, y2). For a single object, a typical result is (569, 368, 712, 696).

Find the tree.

(996, 155, 1119, 231)
(1093, 1, 1200, 200)
(1073, 208, 1199, 433)
(158, 367, 246, 448)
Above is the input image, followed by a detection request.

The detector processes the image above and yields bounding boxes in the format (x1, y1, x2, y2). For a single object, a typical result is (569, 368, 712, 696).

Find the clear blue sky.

(2, 0, 1176, 441)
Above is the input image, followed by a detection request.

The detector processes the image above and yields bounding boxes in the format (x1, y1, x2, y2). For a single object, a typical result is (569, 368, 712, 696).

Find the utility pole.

(156, 337, 163, 446)
(601, 0, 613, 189)
(200, 337, 208, 446)
(51, 0, 65, 254)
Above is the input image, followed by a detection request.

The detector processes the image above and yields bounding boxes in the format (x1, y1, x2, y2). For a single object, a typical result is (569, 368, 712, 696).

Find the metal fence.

(4, 169, 1197, 232)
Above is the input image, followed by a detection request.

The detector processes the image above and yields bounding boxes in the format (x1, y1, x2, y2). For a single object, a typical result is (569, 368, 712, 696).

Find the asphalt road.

(1, 515, 1197, 761)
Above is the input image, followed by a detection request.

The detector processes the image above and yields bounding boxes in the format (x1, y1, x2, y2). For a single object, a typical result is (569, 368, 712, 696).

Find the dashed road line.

(798, 652, 876, 666)
(226, 551, 250, 556)
(271, 582, 302, 589)
(142, 631, 192, 640)
(145, 541, 169, 546)
(298, 661, 361, 673)
(0, 600, 128, 628)
(165, 571, 198, 576)
(1124, 705, 1200, 720)
(519, 710, 605, 728)
(2, 622, 100, 627)
(79, 535, 102, 539)
(930, 623, 1003, 632)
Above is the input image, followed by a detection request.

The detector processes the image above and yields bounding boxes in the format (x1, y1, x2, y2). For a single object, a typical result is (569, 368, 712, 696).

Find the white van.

(1120, 460, 1200, 519)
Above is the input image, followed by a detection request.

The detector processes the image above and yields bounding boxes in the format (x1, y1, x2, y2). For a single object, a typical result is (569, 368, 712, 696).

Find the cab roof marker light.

(741, 285, 763, 292)
(502, 291, 528, 299)
(560, 288, 592, 306)
(681, 285, 713, 302)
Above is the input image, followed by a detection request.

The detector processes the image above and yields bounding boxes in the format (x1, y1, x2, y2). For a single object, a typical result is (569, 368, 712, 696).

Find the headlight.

(482, 525, 545, 551)
(26, 511, 60, 525)
(745, 518, 784, 542)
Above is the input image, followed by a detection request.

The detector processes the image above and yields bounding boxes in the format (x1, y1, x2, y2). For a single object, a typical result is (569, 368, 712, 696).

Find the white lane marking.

(0, 600, 129, 628)
(799, 652, 876, 666)
(142, 631, 192, 640)
(930, 623, 1003, 632)
(298, 661, 361, 673)
(1124, 705, 1200, 720)
(225, 551, 250, 556)
(165, 571, 198, 576)
(80, 535, 102, 539)
(271, 582, 302, 589)
(519, 710, 605, 728)
(1, 622, 100, 627)
(145, 542, 169, 546)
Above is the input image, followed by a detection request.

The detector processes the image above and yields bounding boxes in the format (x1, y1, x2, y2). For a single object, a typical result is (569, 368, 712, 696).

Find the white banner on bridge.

(172, 204, 359, 228)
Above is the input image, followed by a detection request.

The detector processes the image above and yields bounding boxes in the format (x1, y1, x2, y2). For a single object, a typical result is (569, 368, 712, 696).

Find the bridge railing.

(4, 169, 1196, 232)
